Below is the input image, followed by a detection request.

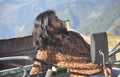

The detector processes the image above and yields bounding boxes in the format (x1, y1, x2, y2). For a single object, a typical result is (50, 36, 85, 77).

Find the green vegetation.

(107, 34, 120, 48)
(83, 1, 120, 35)
(107, 34, 120, 61)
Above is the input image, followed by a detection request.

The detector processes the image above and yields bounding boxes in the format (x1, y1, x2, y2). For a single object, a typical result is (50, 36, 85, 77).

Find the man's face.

(48, 14, 67, 34)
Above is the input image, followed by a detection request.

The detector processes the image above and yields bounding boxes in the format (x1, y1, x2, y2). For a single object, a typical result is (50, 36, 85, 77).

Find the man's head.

(47, 12, 67, 34)
(32, 10, 67, 50)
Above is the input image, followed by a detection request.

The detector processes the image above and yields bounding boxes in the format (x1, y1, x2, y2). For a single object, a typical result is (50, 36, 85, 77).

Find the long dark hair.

(32, 10, 63, 50)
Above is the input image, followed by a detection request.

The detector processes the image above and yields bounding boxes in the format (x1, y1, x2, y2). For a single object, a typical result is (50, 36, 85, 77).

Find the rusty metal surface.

(0, 35, 36, 70)
(0, 35, 35, 56)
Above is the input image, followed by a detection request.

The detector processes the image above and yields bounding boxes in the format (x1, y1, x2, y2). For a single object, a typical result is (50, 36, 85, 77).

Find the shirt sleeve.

(30, 49, 48, 75)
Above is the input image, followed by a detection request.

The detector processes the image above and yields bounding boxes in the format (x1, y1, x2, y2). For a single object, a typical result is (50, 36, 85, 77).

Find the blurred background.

(0, 0, 120, 74)
(0, 0, 120, 47)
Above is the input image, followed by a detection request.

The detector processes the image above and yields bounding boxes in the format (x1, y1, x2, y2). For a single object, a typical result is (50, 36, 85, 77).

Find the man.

(30, 10, 113, 77)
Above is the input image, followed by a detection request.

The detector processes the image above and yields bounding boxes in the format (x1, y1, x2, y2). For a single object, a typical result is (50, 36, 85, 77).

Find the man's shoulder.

(67, 31, 82, 37)
(68, 30, 79, 34)
(67, 31, 90, 44)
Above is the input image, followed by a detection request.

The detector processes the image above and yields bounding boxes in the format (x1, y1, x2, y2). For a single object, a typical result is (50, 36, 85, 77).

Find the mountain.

(53, 0, 120, 35)
(82, 0, 120, 35)
(108, 18, 120, 35)
(22, 0, 120, 36)
(1, 0, 120, 39)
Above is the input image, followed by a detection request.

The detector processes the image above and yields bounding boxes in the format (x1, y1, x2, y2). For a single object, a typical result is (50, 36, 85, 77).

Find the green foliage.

(82, 1, 120, 35)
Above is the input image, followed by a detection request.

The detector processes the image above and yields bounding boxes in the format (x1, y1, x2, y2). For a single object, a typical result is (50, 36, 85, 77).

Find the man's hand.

(103, 67, 114, 77)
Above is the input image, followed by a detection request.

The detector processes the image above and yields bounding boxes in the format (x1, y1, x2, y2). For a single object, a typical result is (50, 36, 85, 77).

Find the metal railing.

(0, 56, 69, 77)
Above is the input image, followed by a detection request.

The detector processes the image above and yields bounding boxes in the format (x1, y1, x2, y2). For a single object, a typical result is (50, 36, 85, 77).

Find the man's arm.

(30, 50, 48, 75)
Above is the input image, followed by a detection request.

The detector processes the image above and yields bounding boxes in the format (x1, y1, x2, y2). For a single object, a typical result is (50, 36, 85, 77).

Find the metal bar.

(0, 65, 32, 76)
(33, 58, 58, 67)
(99, 50, 106, 68)
(110, 41, 120, 52)
(0, 56, 59, 76)
(109, 48, 120, 57)
(0, 56, 33, 61)
(0, 56, 58, 67)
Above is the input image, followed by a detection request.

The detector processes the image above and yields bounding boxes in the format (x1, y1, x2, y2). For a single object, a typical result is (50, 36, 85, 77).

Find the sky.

(0, 0, 116, 39)
(0, 0, 77, 39)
